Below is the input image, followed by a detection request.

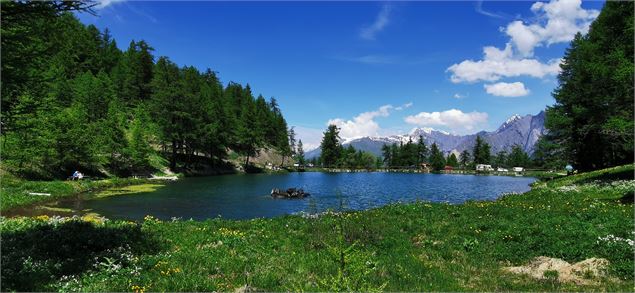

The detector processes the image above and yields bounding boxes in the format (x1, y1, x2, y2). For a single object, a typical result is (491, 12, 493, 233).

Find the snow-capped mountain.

(305, 111, 546, 159)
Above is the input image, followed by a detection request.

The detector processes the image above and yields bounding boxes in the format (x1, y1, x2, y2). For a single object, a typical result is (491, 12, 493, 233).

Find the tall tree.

(494, 151, 508, 168)
(319, 125, 342, 167)
(472, 135, 491, 165)
(507, 145, 531, 168)
(381, 144, 392, 167)
(545, 1, 634, 170)
(429, 143, 445, 171)
(417, 135, 429, 164)
(280, 127, 295, 166)
(446, 153, 459, 167)
(296, 139, 305, 165)
(459, 150, 471, 169)
(150, 56, 182, 170)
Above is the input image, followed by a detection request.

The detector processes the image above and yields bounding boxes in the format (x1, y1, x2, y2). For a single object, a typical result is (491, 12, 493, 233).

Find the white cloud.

(453, 93, 466, 99)
(484, 82, 530, 97)
(360, 4, 391, 40)
(394, 102, 413, 111)
(95, 0, 126, 9)
(404, 109, 488, 134)
(475, 0, 504, 19)
(327, 103, 410, 140)
(293, 126, 324, 152)
(447, 43, 561, 83)
(447, 0, 598, 84)
(506, 0, 599, 56)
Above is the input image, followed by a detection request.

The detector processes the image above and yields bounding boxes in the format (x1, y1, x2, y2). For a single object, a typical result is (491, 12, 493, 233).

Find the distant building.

(513, 167, 524, 172)
(443, 165, 454, 173)
(293, 163, 300, 167)
(476, 164, 494, 172)
(497, 167, 508, 172)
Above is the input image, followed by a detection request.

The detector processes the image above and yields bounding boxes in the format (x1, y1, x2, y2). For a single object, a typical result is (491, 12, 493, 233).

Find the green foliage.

(507, 144, 531, 168)
(317, 126, 379, 169)
(545, 1, 634, 171)
(0, 3, 292, 178)
(295, 139, 306, 165)
(446, 153, 459, 168)
(0, 175, 156, 211)
(472, 135, 491, 165)
(0, 218, 158, 291)
(429, 143, 446, 171)
(381, 136, 428, 168)
(459, 150, 471, 169)
(320, 125, 343, 167)
(2, 165, 633, 291)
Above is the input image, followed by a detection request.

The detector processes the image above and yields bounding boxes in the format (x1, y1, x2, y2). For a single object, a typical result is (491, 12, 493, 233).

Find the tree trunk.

(171, 140, 177, 171)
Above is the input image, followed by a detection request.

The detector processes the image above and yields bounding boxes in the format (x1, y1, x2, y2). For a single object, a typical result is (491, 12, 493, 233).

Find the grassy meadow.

(0, 171, 163, 212)
(1, 165, 633, 292)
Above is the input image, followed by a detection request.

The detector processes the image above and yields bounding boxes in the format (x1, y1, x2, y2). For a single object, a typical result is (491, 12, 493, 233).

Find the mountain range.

(305, 111, 546, 159)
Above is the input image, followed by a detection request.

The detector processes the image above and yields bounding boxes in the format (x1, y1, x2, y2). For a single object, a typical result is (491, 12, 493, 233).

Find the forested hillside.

(1, 1, 292, 179)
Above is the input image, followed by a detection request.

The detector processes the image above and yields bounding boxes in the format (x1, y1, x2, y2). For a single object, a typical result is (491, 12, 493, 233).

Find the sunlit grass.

(1, 165, 633, 291)
(0, 175, 158, 211)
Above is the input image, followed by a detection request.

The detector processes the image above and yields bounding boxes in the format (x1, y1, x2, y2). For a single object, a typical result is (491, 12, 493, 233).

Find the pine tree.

(296, 139, 305, 165)
(429, 143, 445, 171)
(494, 151, 507, 168)
(150, 56, 182, 170)
(102, 98, 130, 175)
(128, 105, 153, 172)
(320, 125, 342, 167)
(381, 144, 391, 167)
(417, 135, 428, 164)
(545, 1, 634, 170)
(446, 153, 459, 167)
(459, 150, 471, 169)
(472, 135, 491, 164)
(507, 144, 531, 168)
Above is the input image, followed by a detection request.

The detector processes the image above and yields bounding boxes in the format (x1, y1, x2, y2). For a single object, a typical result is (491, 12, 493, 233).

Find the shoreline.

(1, 165, 632, 291)
(2, 168, 549, 214)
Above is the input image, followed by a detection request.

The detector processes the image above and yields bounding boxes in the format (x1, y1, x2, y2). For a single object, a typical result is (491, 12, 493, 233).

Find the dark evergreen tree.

(296, 139, 305, 165)
(446, 153, 459, 167)
(472, 135, 491, 165)
(381, 144, 392, 167)
(417, 135, 429, 164)
(1, 4, 294, 179)
(545, 1, 634, 170)
(319, 125, 342, 167)
(429, 143, 445, 171)
(507, 145, 531, 168)
(494, 151, 508, 168)
(459, 150, 471, 169)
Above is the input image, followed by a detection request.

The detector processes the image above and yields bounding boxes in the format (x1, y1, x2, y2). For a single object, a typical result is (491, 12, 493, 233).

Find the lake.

(36, 172, 536, 220)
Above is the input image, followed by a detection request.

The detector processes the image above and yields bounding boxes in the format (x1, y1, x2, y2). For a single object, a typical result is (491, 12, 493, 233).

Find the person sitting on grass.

(71, 171, 84, 180)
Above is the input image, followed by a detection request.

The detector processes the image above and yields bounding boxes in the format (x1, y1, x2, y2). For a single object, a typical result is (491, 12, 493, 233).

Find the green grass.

(0, 172, 157, 211)
(1, 165, 633, 292)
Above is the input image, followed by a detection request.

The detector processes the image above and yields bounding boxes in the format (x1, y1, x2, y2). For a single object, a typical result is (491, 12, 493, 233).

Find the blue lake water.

(57, 172, 536, 220)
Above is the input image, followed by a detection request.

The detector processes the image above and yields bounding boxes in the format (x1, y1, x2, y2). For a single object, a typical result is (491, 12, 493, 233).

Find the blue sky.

(81, 0, 604, 150)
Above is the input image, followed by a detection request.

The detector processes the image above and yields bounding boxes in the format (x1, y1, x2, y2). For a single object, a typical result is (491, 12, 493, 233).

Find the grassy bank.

(1, 165, 633, 291)
(0, 172, 159, 211)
